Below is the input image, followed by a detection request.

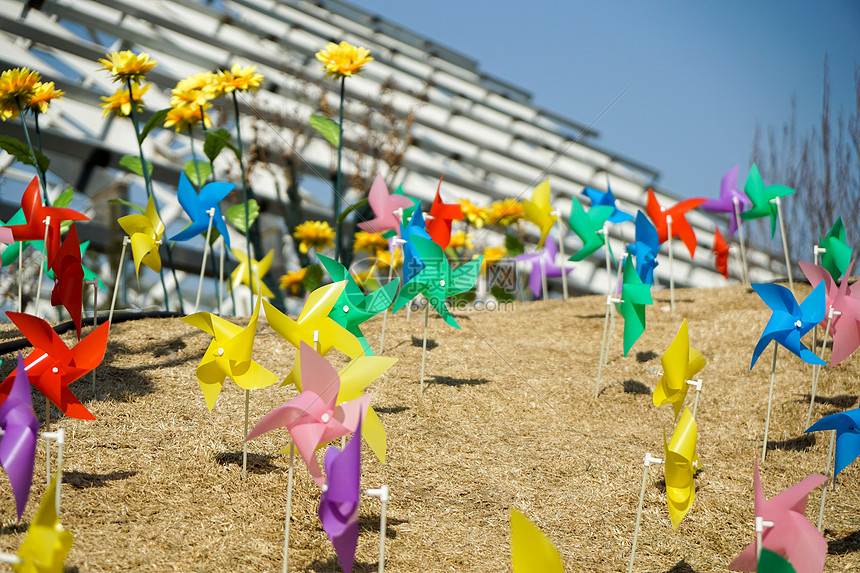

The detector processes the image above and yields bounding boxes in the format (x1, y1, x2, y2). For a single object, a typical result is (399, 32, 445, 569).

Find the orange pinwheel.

(645, 188, 706, 257)
(426, 176, 463, 249)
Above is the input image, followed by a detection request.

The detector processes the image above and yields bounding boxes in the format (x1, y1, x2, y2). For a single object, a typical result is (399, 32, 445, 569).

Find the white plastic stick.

(817, 429, 837, 531)
(242, 388, 250, 479)
(761, 345, 779, 462)
(811, 246, 825, 352)
(17, 242, 22, 312)
(420, 303, 429, 397)
(108, 237, 130, 325)
(0, 554, 22, 565)
(218, 233, 225, 316)
(603, 223, 612, 296)
(282, 443, 295, 573)
(733, 197, 750, 286)
(667, 215, 674, 312)
(89, 280, 99, 394)
(42, 428, 64, 515)
(194, 208, 216, 313)
(687, 379, 703, 418)
(772, 197, 793, 294)
(364, 485, 389, 573)
(806, 307, 837, 428)
(34, 216, 50, 316)
(605, 256, 625, 356)
(540, 258, 548, 301)
(629, 453, 664, 573)
(596, 297, 612, 398)
(379, 238, 405, 354)
(755, 516, 775, 562)
(553, 210, 568, 301)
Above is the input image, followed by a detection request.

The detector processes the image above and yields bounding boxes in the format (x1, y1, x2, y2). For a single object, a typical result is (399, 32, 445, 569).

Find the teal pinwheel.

(317, 254, 400, 355)
(615, 255, 653, 356)
(391, 236, 482, 328)
(567, 199, 614, 262)
(739, 163, 795, 237)
(818, 217, 851, 281)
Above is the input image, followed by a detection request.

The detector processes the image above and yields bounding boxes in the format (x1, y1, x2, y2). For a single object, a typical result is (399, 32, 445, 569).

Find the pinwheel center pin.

(52, 367, 58, 373)
(343, 305, 349, 313)
(439, 279, 445, 287)
(321, 412, 330, 423)
(217, 348, 224, 356)
(795, 320, 802, 328)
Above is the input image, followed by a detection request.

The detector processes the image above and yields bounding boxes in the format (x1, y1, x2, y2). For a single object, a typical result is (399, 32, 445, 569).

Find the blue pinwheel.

(806, 406, 860, 478)
(169, 173, 235, 248)
(581, 183, 633, 224)
(401, 208, 431, 283)
(626, 211, 660, 284)
(750, 282, 826, 369)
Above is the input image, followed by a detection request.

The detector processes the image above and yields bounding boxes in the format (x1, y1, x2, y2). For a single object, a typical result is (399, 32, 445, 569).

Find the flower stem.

(15, 99, 49, 205)
(188, 126, 202, 185)
(232, 91, 254, 310)
(334, 77, 345, 263)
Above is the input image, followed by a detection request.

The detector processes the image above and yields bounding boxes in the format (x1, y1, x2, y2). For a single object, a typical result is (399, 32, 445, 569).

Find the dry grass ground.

(0, 282, 858, 572)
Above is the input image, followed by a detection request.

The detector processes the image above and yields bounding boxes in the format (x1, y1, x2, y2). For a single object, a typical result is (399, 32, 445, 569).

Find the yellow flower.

(279, 267, 308, 295)
(25, 81, 64, 114)
(459, 199, 489, 228)
(486, 198, 524, 227)
(163, 103, 212, 132)
(373, 248, 402, 270)
(98, 50, 157, 84)
(0, 68, 42, 117)
(100, 82, 150, 118)
(448, 230, 473, 250)
(479, 245, 507, 273)
(213, 63, 264, 95)
(315, 41, 373, 80)
(170, 71, 217, 108)
(353, 230, 388, 253)
(351, 269, 375, 288)
(293, 220, 335, 254)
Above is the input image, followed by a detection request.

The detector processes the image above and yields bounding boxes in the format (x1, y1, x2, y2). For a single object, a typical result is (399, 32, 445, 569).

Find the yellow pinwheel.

(337, 355, 397, 463)
(230, 247, 274, 298)
(522, 179, 557, 248)
(653, 319, 706, 418)
(663, 408, 700, 530)
(117, 195, 163, 277)
(15, 472, 72, 573)
(181, 295, 277, 410)
(263, 281, 364, 388)
(510, 508, 563, 573)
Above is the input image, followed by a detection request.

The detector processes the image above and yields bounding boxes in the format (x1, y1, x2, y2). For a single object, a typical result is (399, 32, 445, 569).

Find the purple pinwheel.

(581, 184, 633, 224)
(750, 282, 826, 369)
(0, 353, 39, 520)
(319, 415, 362, 573)
(701, 165, 751, 236)
(806, 405, 860, 478)
(513, 235, 573, 298)
(626, 211, 660, 284)
(799, 260, 860, 366)
(169, 173, 235, 248)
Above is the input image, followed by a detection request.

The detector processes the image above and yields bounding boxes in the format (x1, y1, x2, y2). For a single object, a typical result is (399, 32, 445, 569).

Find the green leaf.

(302, 264, 323, 293)
(504, 233, 525, 257)
(138, 108, 170, 144)
(53, 188, 75, 209)
(337, 197, 368, 224)
(225, 199, 260, 232)
(203, 129, 239, 162)
(310, 113, 340, 147)
(0, 135, 50, 173)
(107, 198, 145, 215)
(491, 285, 515, 303)
(184, 160, 213, 188)
(119, 154, 152, 178)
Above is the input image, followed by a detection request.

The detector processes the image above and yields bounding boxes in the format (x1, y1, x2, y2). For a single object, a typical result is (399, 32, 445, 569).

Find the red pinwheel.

(713, 227, 729, 280)
(50, 223, 85, 339)
(645, 188, 706, 257)
(357, 173, 413, 236)
(5, 176, 88, 268)
(426, 176, 463, 249)
(0, 312, 110, 420)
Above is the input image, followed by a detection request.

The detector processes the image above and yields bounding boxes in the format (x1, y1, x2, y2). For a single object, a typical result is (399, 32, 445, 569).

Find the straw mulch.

(0, 282, 858, 572)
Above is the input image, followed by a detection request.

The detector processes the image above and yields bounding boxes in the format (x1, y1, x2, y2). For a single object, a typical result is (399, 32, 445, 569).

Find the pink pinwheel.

(701, 165, 751, 236)
(357, 173, 413, 236)
(50, 223, 85, 339)
(645, 188, 706, 257)
(319, 414, 362, 573)
(426, 176, 463, 249)
(729, 460, 826, 573)
(799, 260, 860, 366)
(0, 353, 39, 520)
(513, 235, 573, 298)
(245, 342, 370, 486)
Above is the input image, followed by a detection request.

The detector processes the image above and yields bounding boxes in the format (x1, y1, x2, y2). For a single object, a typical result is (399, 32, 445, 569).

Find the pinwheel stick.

(732, 197, 750, 285)
(755, 516, 775, 562)
(108, 236, 130, 325)
(380, 238, 405, 353)
(604, 256, 625, 358)
(686, 379, 703, 418)
(17, 242, 22, 312)
(629, 452, 663, 573)
(771, 197, 794, 294)
(817, 429, 837, 531)
(761, 345, 779, 462)
(87, 280, 99, 395)
(596, 295, 622, 398)
(242, 389, 250, 479)
(43, 428, 64, 516)
(601, 223, 612, 297)
(34, 215, 51, 316)
(419, 302, 430, 396)
(282, 442, 295, 573)
(0, 554, 21, 565)
(553, 211, 569, 301)
(667, 215, 675, 312)
(540, 259, 548, 302)
(193, 208, 216, 313)
(364, 485, 389, 573)
(806, 307, 838, 428)
(218, 235, 225, 316)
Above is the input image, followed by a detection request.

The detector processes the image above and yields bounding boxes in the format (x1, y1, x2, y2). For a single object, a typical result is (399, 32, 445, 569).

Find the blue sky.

(358, 1, 860, 199)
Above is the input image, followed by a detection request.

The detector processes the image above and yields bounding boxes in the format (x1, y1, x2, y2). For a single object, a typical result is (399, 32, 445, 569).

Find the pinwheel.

(357, 173, 413, 236)
(401, 208, 431, 284)
(318, 254, 400, 355)
(229, 248, 274, 299)
(49, 224, 85, 339)
(581, 183, 633, 224)
(729, 460, 826, 573)
(740, 163, 795, 238)
(263, 281, 364, 389)
(181, 294, 277, 410)
(426, 176, 463, 249)
(645, 188, 706, 258)
(510, 508, 563, 573)
(567, 198, 614, 262)
(0, 312, 110, 421)
(14, 473, 72, 572)
(654, 320, 706, 419)
(41, 238, 104, 290)
(701, 165, 751, 236)
(663, 408, 700, 530)
(391, 182, 421, 224)
(805, 405, 860, 479)
(626, 211, 660, 285)
(117, 194, 163, 278)
(713, 227, 729, 280)
(522, 179, 557, 248)
(246, 342, 370, 486)
(758, 549, 797, 573)
(615, 255, 653, 356)
(1, 210, 31, 267)
(513, 235, 573, 299)
(319, 414, 362, 573)
(337, 355, 397, 463)
(799, 260, 860, 367)
(817, 217, 851, 281)
(169, 173, 234, 248)
(0, 354, 39, 521)
(750, 283, 825, 369)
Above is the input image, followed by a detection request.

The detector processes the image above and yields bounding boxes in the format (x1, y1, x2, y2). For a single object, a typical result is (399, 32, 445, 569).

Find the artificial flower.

(98, 50, 157, 84)
(25, 81, 64, 114)
(213, 63, 264, 95)
(315, 41, 373, 80)
(352, 231, 388, 253)
(293, 220, 335, 254)
(448, 230, 474, 250)
(169, 71, 217, 108)
(99, 83, 150, 118)
(279, 267, 307, 295)
(163, 102, 212, 132)
(487, 198, 524, 226)
(373, 248, 402, 270)
(459, 199, 489, 228)
(479, 245, 507, 273)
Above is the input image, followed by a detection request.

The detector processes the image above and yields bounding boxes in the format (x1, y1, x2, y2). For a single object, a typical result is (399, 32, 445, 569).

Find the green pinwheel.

(391, 236, 482, 329)
(615, 255, 653, 356)
(317, 254, 400, 355)
(739, 163, 795, 237)
(818, 217, 852, 281)
(567, 199, 614, 261)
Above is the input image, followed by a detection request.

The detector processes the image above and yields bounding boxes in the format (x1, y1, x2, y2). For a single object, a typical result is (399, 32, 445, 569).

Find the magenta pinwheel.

(0, 353, 39, 520)
(750, 283, 826, 368)
(245, 342, 370, 486)
(799, 260, 860, 366)
(513, 235, 573, 298)
(357, 173, 413, 236)
(701, 165, 751, 236)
